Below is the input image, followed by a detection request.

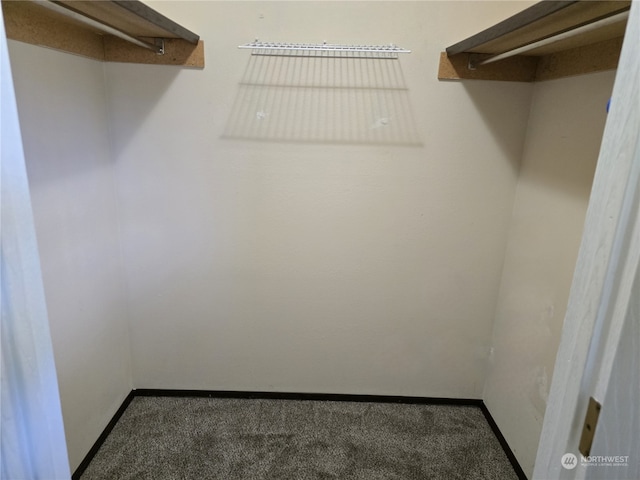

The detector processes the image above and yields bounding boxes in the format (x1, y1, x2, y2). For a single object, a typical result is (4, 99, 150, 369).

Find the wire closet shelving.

(239, 41, 411, 58)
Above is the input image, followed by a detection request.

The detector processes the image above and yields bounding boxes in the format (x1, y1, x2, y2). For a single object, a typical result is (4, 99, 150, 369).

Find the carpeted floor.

(79, 396, 519, 479)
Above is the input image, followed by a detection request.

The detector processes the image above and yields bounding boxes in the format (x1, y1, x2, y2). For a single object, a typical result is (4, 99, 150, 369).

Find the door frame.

(533, 1, 640, 478)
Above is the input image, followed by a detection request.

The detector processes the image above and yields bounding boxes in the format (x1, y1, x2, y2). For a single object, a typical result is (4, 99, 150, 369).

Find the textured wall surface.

(13, 0, 606, 473)
(483, 71, 616, 476)
(8, 41, 133, 471)
(107, 1, 532, 397)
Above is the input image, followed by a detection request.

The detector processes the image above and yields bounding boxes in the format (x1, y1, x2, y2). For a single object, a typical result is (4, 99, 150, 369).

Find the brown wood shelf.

(2, 0, 204, 68)
(439, 0, 630, 82)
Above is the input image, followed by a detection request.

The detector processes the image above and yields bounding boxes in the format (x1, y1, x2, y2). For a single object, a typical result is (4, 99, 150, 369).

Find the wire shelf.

(239, 41, 411, 58)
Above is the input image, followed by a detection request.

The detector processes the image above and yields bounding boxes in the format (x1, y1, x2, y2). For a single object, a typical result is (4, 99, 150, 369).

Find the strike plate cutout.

(579, 397, 602, 457)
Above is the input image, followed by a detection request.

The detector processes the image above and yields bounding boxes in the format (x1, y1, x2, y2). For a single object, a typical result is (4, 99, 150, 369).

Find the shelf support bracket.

(467, 53, 492, 70)
(154, 38, 165, 55)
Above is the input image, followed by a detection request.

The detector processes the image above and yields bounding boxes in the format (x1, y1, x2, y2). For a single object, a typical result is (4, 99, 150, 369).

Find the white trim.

(533, 2, 640, 478)
(0, 6, 71, 478)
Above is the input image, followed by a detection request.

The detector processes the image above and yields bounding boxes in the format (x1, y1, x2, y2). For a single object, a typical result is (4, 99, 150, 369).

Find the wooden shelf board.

(1, 0, 204, 67)
(2, 0, 105, 61)
(104, 37, 204, 67)
(535, 36, 623, 81)
(438, 52, 538, 83)
(522, 20, 626, 56)
(441, 0, 630, 83)
(56, 1, 198, 44)
(439, 36, 623, 83)
(446, 1, 578, 56)
(448, 1, 630, 56)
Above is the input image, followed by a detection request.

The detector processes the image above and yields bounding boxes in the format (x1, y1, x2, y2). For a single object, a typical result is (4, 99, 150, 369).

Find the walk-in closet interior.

(2, 1, 638, 478)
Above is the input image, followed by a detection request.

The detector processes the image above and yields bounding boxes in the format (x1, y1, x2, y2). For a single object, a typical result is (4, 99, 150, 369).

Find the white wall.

(8, 41, 133, 471)
(1, 9, 70, 476)
(14, 1, 594, 472)
(106, 1, 533, 397)
(483, 71, 616, 477)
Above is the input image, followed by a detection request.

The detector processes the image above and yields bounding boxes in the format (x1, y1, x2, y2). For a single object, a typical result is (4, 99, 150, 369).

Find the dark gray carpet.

(79, 396, 519, 479)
